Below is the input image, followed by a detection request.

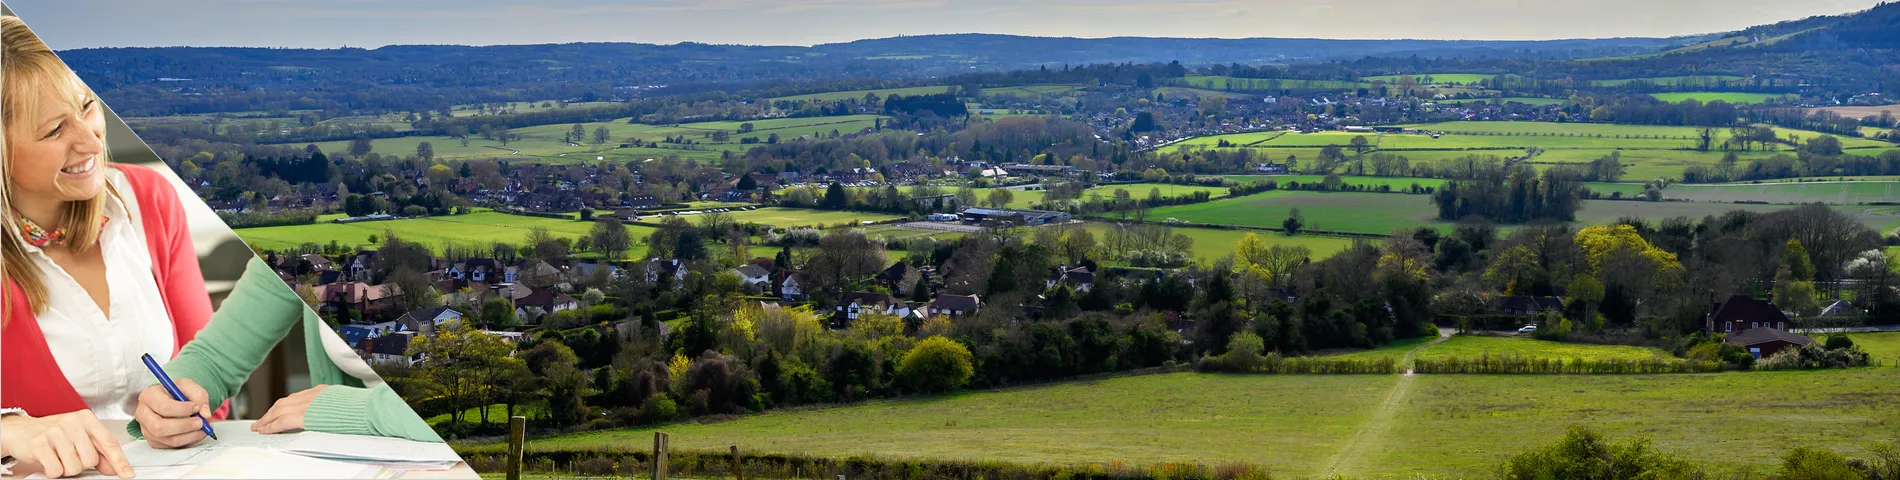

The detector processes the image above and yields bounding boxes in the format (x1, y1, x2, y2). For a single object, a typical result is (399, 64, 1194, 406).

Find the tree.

(569, 124, 587, 145)
(416, 142, 434, 161)
(590, 217, 632, 260)
(349, 137, 373, 157)
(592, 126, 610, 145)
(898, 336, 974, 393)
(1283, 208, 1304, 235)
(403, 322, 516, 427)
(525, 227, 566, 263)
(1349, 135, 1370, 155)
(388, 267, 440, 314)
(737, 174, 758, 191)
(823, 182, 850, 210)
(986, 189, 1014, 209)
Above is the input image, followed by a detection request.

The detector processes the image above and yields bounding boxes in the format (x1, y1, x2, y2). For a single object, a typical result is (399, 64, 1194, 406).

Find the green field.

(1178, 75, 1368, 91)
(1150, 190, 1442, 234)
(1411, 335, 1673, 362)
(487, 368, 1900, 478)
(1846, 332, 1900, 367)
(1434, 97, 1568, 106)
(233, 211, 659, 256)
(1084, 222, 1359, 263)
(1649, 92, 1790, 104)
(1665, 181, 1900, 204)
(769, 85, 1082, 104)
(1360, 73, 1495, 85)
(1146, 189, 1900, 235)
(283, 115, 886, 163)
(718, 208, 903, 228)
(1593, 75, 1747, 87)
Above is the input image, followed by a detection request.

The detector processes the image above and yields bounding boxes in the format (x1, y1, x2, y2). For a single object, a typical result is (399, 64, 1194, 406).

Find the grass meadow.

(1143, 189, 1900, 234)
(475, 366, 1900, 479)
(1650, 92, 1792, 104)
(1664, 181, 1900, 204)
(284, 115, 886, 163)
(1409, 335, 1674, 362)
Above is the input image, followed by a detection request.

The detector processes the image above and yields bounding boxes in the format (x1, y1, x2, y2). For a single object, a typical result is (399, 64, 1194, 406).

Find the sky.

(4, 0, 1887, 50)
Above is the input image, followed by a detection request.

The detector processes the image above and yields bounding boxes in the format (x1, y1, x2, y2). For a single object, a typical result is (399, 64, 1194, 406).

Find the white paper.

(176, 447, 392, 479)
(278, 432, 461, 464)
(121, 423, 300, 468)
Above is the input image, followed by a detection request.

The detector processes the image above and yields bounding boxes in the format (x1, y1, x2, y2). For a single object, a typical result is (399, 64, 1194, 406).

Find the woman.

(0, 14, 209, 479)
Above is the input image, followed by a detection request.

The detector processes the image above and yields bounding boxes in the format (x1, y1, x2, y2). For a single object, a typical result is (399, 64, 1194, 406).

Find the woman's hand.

(252, 385, 329, 435)
(0, 409, 135, 479)
(134, 378, 214, 449)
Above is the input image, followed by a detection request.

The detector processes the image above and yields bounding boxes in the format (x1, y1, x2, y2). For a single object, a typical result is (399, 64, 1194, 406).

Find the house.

(624, 195, 663, 209)
(730, 265, 772, 293)
(447, 258, 502, 282)
(1493, 296, 1564, 316)
(1724, 327, 1814, 358)
(347, 250, 378, 282)
(313, 281, 402, 317)
(482, 282, 535, 304)
(777, 273, 805, 301)
(1046, 266, 1094, 292)
(643, 258, 689, 285)
(876, 262, 920, 291)
(924, 294, 982, 317)
(366, 331, 422, 365)
(1819, 299, 1864, 318)
(397, 306, 464, 336)
(1706, 295, 1792, 334)
(338, 321, 404, 349)
(834, 291, 912, 325)
(518, 287, 580, 319)
(512, 260, 563, 287)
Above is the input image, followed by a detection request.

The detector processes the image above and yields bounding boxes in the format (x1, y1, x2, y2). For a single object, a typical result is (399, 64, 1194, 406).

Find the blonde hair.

(1, 14, 116, 317)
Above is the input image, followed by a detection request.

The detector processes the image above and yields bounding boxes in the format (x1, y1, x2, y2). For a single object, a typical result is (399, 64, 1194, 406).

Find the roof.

(371, 332, 414, 356)
(733, 265, 771, 279)
(878, 262, 914, 282)
(930, 294, 981, 311)
(1725, 327, 1814, 347)
(1495, 296, 1564, 312)
(1709, 295, 1791, 325)
(842, 291, 906, 309)
(401, 305, 461, 324)
(520, 288, 578, 308)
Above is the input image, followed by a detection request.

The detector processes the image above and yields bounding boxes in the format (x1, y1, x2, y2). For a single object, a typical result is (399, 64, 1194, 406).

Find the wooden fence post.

(505, 416, 526, 480)
(652, 432, 669, 480)
(730, 445, 744, 480)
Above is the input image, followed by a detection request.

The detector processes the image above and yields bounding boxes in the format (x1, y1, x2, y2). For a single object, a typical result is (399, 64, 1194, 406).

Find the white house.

(730, 265, 772, 292)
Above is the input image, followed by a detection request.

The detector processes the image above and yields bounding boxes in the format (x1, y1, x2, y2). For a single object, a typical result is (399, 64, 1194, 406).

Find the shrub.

(1501, 426, 1702, 479)
(1826, 335, 1856, 350)
(1757, 344, 1872, 370)
(899, 336, 975, 393)
(1415, 353, 1722, 374)
(1779, 447, 1861, 480)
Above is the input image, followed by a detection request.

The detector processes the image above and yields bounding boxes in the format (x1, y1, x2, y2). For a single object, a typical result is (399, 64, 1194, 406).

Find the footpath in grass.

(514, 373, 1400, 479)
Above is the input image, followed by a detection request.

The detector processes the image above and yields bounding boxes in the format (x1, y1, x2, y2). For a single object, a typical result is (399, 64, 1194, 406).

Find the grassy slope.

(489, 368, 1900, 479)
(233, 211, 659, 255)
(509, 373, 1401, 479)
(1411, 335, 1672, 361)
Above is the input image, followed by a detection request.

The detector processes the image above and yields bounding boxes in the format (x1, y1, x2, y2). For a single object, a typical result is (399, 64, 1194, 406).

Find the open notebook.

(25, 423, 459, 479)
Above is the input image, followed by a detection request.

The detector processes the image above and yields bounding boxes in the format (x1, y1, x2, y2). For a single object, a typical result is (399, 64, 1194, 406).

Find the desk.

(71, 421, 480, 479)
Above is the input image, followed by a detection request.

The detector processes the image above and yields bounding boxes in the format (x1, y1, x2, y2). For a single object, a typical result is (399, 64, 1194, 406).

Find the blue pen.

(139, 354, 218, 441)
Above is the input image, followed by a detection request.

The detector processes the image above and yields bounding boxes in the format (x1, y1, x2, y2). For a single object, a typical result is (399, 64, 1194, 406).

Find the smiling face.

(4, 73, 107, 205)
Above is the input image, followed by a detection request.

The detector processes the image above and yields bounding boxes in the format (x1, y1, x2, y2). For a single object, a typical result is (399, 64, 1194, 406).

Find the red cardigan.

(3, 163, 218, 418)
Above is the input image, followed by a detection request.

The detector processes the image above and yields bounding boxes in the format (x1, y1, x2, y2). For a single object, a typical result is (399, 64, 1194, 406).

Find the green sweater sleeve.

(129, 256, 442, 443)
(304, 384, 444, 442)
(130, 256, 302, 439)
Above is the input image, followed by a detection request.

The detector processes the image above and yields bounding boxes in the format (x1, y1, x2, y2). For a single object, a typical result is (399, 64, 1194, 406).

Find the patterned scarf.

(12, 213, 106, 249)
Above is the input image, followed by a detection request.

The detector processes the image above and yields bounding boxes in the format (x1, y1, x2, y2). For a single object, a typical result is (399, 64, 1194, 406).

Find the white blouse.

(21, 167, 176, 420)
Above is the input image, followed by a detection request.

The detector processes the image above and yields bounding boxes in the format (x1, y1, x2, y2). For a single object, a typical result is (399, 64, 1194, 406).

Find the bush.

(1778, 447, 1860, 480)
(1756, 344, 1872, 370)
(1826, 335, 1856, 350)
(899, 336, 975, 393)
(1501, 426, 1702, 480)
(1414, 353, 1722, 374)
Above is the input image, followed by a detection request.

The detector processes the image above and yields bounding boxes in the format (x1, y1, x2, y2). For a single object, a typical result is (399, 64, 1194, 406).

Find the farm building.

(1705, 295, 1792, 334)
(1724, 327, 1814, 358)
(958, 207, 1072, 227)
(1493, 296, 1563, 316)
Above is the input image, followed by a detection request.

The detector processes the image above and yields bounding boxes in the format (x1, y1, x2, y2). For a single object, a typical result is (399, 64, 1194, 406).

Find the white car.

(1516, 325, 1538, 334)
